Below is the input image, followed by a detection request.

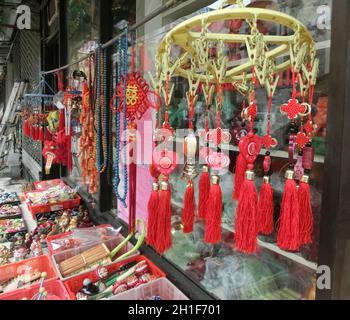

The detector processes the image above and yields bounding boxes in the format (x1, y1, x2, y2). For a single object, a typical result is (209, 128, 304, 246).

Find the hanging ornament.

(181, 75, 200, 234)
(204, 77, 230, 244)
(95, 45, 109, 175)
(277, 68, 307, 252)
(234, 67, 262, 254)
(151, 73, 178, 254)
(197, 83, 215, 220)
(111, 29, 161, 233)
(297, 59, 318, 247)
(258, 90, 278, 236)
(80, 60, 98, 194)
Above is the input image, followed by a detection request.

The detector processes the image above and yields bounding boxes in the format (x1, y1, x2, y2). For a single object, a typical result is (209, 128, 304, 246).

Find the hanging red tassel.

(258, 176, 274, 235)
(182, 181, 195, 233)
(198, 166, 210, 220)
(32, 125, 38, 141)
(66, 134, 73, 173)
(45, 128, 52, 141)
(233, 152, 247, 200)
(277, 170, 300, 251)
(235, 170, 259, 254)
(154, 181, 172, 255)
(204, 176, 222, 244)
(38, 126, 45, 142)
(59, 110, 65, 132)
(147, 183, 159, 246)
(23, 120, 30, 137)
(298, 175, 313, 246)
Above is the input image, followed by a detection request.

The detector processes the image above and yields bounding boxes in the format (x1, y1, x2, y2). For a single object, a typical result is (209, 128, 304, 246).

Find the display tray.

(25, 196, 81, 217)
(46, 224, 114, 256)
(63, 255, 166, 300)
(0, 279, 71, 300)
(0, 218, 26, 235)
(34, 179, 65, 191)
(0, 205, 22, 220)
(51, 235, 140, 282)
(111, 278, 189, 301)
(0, 255, 58, 296)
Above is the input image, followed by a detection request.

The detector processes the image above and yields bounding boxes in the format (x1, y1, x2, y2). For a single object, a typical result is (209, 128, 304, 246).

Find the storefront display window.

(120, 0, 332, 300)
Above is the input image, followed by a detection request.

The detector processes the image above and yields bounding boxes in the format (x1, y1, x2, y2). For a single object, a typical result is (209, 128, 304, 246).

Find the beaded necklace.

(96, 46, 109, 174)
(113, 27, 129, 208)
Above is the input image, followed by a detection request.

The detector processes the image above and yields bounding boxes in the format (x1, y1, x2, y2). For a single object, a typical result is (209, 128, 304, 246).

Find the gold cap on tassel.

(245, 171, 255, 181)
(285, 170, 295, 180)
(301, 175, 310, 184)
(211, 175, 220, 185)
(152, 183, 159, 191)
(160, 181, 169, 191)
(202, 165, 209, 173)
(263, 176, 270, 184)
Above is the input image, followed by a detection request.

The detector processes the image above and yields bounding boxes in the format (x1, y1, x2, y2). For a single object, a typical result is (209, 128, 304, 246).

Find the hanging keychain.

(181, 72, 200, 234)
(198, 82, 215, 221)
(258, 80, 278, 236)
(204, 81, 231, 244)
(277, 66, 311, 252)
(234, 66, 262, 254)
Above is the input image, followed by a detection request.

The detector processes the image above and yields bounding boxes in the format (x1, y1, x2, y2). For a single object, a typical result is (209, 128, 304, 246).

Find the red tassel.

(59, 110, 65, 132)
(182, 181, 195, 233)
(234, 171, 259, 254)
(67, 134, 73, 173)
(38, 126, 45, 142)
(258, 177, 274, 235)
(198, 166, 210, 220)
(149, 163, 160, 180)
(298, 175, 313, 246)
(233, 153, 247, 200)
(154, 181, 172, 255)
(23, 121, 30, 136)
(204, 176, 222, 244)
(45, 128, 52, 141)
(32, 126, 38, 141)
(277, 170, 300, 251)
(147, 183, 159, 246)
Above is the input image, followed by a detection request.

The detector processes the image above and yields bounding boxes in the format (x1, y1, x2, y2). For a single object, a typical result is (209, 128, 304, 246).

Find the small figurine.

(40, 235, 48, 249)
(30, 236, 43, 257)
(13, 235, 25, 250)
(58, 212, 71, 233)
(47, 224, 59, 237)
(0, 245, 12, 266)
(25, 233, 33, 249)
(95, 267, 109, 292)
(79, 278, 100, 297)
(78, 206, 93, 228)
(13, 247, 28, 262)
(66, 216, 78, 232)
